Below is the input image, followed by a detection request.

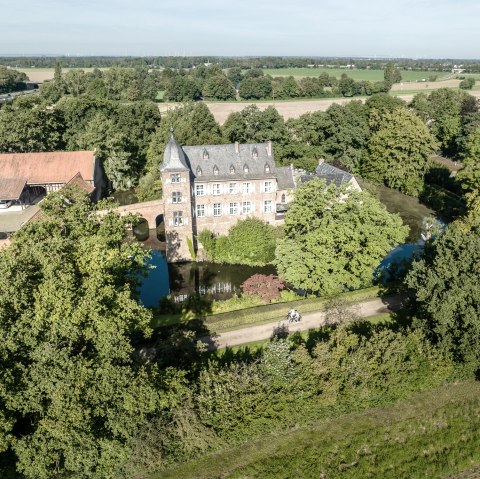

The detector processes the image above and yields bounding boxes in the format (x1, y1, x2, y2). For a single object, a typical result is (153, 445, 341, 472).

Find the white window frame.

(173, 211, 184, 226)
(171, 173, 180, 184)
(195, 184, 205, 196)
(229, 182, 237, 194)
(196, 204, 205, 217)
(172, 191, 182, 204)
(242, 182, 252, 194)
(229, 202, 238, 215)
(263, 200, 273, 213)
(242, 201, 252, 214)
(213, 203, 222, 216)
(212, 183, 221, 195)
(263, 181, 274, 193)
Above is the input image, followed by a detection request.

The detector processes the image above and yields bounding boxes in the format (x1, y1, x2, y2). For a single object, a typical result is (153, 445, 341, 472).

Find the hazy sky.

(2, 0, 479, 58)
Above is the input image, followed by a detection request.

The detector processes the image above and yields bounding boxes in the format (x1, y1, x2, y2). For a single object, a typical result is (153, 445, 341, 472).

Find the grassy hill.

(159, 380, 480, 479)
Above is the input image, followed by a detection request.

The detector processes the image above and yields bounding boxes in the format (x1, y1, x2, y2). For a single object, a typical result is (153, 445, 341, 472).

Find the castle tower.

(160, 130, 194, 262)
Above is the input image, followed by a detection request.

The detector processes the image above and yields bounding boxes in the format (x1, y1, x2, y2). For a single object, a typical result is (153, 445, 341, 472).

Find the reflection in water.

(137, 249, 276, 307)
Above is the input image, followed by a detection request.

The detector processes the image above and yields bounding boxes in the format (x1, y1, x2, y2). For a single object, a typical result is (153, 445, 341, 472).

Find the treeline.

(3, 55, 480, 71)
(0, 66, 28, 94)
(1, 81, 476, 210)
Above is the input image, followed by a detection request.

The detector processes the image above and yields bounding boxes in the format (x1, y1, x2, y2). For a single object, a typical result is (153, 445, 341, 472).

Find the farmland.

(262, 67, 447, 81)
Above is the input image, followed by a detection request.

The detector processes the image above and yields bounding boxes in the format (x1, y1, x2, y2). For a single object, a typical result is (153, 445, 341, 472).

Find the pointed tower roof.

(160, 128, 189, 172)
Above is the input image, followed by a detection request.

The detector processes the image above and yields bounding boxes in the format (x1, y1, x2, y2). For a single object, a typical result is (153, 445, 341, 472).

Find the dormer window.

(202, 148, 209, 160)
(243, 163, 249, 174)
(252, 146, 258, 159)
(264, 163, 270, 173)
(196, 166, 203, 177)
(229, 164, 235, 175)
(213, 165, 219, 176)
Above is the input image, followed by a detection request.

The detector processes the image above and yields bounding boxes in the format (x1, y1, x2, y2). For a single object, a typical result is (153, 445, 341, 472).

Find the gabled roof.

(0, 177, 27, 200)
(276, 166, 296, 190)
(0, 151, 96, 184)
(182, 143, 275, 181)
(160, 131, 189, 172)
(65, 172, 94, 193)
(313, 162, 355, 187)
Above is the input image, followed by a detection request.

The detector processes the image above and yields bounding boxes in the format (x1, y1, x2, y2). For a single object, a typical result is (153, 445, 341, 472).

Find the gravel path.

(200, 295, 403, 350)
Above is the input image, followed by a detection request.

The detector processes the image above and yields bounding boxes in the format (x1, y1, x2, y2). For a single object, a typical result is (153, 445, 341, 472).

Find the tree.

(0, 66, 28, 94)
(0, 187, 159, 478)
(338, 74, 356, 97)
(222, 105, 286, 143)
(365, 93, 407, 113)
(0, 107, 65, 153)
(365, 108, 439, 195)
(406, 223, 480, 368)
(198, 218, 277, 266)
(383, 62, 402, 88)
(241, 274, 285, 302)
(275, 178, 408, 295)
(202, 75, 236, 100)
(456, 126, 480, 193)
(164, 76, 202, 101)
(460, 77, 475, 90)
(227, 67, 243, 85)
(238, 77, 272, 100)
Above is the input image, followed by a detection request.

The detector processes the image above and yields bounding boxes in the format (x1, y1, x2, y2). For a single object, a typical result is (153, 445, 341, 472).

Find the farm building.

(0, 150, 105, 207)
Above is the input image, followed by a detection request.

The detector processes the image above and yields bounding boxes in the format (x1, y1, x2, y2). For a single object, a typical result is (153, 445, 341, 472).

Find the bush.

(241, 274, 285, 303)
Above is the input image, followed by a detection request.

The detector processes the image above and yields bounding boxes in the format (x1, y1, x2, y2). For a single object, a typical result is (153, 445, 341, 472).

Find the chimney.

(235, 141, 240, 154)
(267, 140, 272, 157)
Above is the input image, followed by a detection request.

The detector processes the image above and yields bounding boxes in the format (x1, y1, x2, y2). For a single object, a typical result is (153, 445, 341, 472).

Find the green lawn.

(262, 68, 446, 82)
(159, 380, 480, 479)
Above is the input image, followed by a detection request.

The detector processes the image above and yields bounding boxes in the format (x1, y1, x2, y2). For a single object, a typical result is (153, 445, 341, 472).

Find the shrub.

(241, 274, 285, 303)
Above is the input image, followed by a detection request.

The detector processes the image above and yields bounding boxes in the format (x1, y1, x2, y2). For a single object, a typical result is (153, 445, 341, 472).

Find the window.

(195, 184, 205, 196)
(173, 211, 183, 226)
(264, 163, 270, 173)
(172, 191, 182, 203)
(196, 204, 205, 217)
(263, 181, 273, 193)
(196, 166, 202, 177)
(263, 200, 273, 213)
(242, 182, 252, 194)
(281, 193, 286, 203)
(213, 203, 221, 216)
(229, 202, 238, 215)
(212, 183, 221, 195)
(229, 182, 237, 194)
(171, 173, 180, 183)
(242, 201, 252, 214)
(252, 146, 258, 159)
(243, 163, 249, 174)
(202, 148, 209, 159)
(229, 164, 235, 174)
(213, 165, 219, 176)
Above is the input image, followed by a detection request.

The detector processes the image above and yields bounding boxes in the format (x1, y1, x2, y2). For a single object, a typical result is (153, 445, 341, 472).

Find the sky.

(2, 0, 479, 58)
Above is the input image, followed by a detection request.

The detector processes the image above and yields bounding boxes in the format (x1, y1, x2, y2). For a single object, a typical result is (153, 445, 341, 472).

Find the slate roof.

(276, 166, 296, 190)
(0, 177, 27, 200)
(302, 162, 355, 187)
(182, 143, 277, 182)
(0, 151, 96, 184)
(160, 132, 189, 172)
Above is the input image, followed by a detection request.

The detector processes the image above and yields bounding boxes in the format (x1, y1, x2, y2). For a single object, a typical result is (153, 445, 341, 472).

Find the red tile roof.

(0, 151, 96, 184)
(0, 177, 27, 200)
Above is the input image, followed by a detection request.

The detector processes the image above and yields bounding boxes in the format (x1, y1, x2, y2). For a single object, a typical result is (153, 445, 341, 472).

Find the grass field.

(262, 67, 447, 82)
(160, 379, 480, 479)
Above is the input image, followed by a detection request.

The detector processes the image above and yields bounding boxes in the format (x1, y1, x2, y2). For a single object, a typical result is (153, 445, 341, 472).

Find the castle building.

(160, 131, 295, 261)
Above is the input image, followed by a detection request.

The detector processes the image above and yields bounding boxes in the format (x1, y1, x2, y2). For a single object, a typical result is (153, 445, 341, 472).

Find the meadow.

(262, 67, 447, 82)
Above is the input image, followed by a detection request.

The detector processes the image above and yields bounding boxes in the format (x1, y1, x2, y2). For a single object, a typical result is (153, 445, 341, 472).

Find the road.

(200, 295, 403, 350)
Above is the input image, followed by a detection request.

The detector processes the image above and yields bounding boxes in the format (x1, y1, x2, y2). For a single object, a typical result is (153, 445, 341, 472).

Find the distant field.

(262, 67, 447, 82)
(11, 67, 107, 83)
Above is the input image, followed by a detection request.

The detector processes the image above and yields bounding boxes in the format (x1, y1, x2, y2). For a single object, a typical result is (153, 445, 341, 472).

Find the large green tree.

(0, 187, 159, 478)
(365, 108, 439, 195)
(406, 222, 480, 368)
(275, 178, 408, 295)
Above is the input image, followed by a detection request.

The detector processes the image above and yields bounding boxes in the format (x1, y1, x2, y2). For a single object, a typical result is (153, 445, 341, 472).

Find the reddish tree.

(241, 274, 285, 303)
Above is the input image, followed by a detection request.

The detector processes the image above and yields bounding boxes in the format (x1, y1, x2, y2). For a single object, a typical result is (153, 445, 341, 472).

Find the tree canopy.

(275, 178, 408, 295)
(0, 187, 159, 478)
